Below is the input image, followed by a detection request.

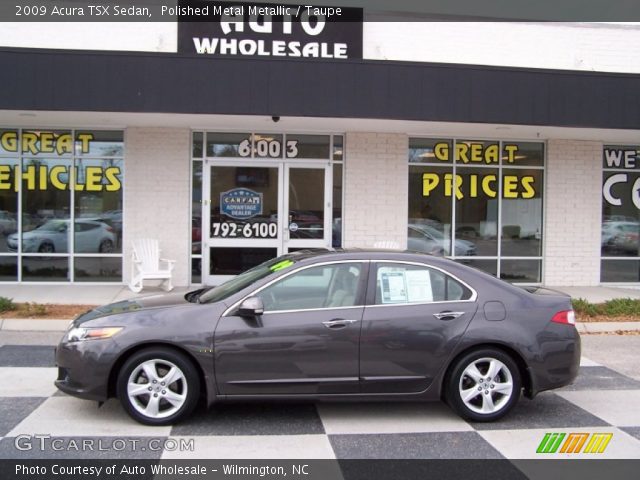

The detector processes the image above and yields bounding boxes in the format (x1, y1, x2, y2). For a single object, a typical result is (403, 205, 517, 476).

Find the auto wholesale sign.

(177, 1, 363, 59)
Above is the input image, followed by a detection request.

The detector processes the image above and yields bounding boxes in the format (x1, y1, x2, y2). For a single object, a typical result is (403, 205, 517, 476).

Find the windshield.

(412, 224, 444, 240)
(198, 255, 297, 304)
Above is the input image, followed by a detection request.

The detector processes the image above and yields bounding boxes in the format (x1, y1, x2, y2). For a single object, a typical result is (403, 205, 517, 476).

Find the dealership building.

(1, 6, 640, 288)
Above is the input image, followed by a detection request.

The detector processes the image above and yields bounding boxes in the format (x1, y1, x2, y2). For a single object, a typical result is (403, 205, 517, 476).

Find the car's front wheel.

(445, 348, 521, 422)
(116, 347, 200, 425)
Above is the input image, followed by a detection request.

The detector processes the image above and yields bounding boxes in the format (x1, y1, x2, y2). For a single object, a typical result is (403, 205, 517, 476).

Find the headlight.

(66, 327, 123, 342)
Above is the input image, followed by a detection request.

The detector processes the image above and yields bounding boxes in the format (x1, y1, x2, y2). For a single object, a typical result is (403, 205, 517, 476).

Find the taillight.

(551, 310, 576, 326)
(106, 226, 114, 232)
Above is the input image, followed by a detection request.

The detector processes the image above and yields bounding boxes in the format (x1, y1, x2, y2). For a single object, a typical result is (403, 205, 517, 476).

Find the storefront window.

(206, 133, 248, 157)
(192, 132, 203, 158)
(601, 145, 640, 282)
(333, 136, 344, 161)
(253, 133, 284, 158)
(408, 166, 452, 255)
(285, 134, 330, 159)
(0, 256, 17, 281)
(0, 129, 124, 282)
(454, 166, 498, 257)
(191, 159, 202, 284)
(500, 169, 543, 257)
(408, 138, 545, 283)
(0, 130, 19, 280)
(74, 158, 123, 253)
(409, 138, 452, 164)
(332, 163, 343, 247)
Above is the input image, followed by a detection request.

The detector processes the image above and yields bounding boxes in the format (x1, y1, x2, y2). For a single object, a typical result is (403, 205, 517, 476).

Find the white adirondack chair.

(129, 239, 175, 293)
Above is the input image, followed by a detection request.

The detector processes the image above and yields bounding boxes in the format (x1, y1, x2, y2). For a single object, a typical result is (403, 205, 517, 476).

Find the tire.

(445, 348, 521, 422)
(99, 239, 114, 253)
(116, 347, 200, 426)
(38, 242, 54, 253)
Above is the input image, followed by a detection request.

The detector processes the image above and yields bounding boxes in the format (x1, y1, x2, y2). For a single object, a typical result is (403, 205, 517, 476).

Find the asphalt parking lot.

(0, 331, 639, 461)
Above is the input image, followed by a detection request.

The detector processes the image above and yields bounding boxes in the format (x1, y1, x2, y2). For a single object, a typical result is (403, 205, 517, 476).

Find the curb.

(576, 321, 640, 333)
(0, 319, 72, 331)
(2, 318, 640, 333)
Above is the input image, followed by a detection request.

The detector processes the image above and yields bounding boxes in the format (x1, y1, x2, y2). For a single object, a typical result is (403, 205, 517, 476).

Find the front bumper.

(54, 338, 118, 402)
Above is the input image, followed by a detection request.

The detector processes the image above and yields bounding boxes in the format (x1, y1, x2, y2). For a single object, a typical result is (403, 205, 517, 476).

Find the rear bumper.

(528, 325, 581, 396)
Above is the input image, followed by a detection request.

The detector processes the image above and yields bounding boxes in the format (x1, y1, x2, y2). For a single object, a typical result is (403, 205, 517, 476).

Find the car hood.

(73, 292, 192, 325)
(10, 230, 51, 240)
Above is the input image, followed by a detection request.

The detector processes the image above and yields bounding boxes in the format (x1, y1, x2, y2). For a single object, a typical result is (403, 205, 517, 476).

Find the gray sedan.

(55, 250, 580, 425)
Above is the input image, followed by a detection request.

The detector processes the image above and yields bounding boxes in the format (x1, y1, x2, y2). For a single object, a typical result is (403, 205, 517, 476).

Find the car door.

(214, 261, 368, 395)
(359, 261, 478, 394)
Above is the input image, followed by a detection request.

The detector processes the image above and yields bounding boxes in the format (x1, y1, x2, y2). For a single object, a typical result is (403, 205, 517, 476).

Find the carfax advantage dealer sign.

(177, 1, 363, 59)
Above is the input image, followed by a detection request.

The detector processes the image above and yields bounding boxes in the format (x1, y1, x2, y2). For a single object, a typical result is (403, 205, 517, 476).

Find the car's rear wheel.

(116, 347, 200, 425)
(99, 239, 114, 253)
(445, 348, 521, 422)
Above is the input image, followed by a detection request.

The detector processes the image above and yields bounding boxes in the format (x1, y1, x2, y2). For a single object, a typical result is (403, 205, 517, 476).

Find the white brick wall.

(123, 128, 191, 286)
(364, 22, 640, 74)
(544, 140, 602, 286)
(343, 132, 408, 248)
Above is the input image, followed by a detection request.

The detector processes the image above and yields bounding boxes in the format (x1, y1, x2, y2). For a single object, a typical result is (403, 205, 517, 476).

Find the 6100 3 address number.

(212, 222, 278, 239)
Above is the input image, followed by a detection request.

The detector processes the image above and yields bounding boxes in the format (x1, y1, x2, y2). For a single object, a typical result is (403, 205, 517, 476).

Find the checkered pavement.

(1, 344, 639, 460)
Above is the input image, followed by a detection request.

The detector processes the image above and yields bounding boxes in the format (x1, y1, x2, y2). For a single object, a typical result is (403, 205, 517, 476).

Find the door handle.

(433, 311, 465, 321)
(322, 319, 359, 329)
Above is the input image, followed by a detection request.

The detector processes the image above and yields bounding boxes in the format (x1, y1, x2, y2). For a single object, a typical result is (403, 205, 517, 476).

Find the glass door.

(284, 164, 331, 251)
(202, 161, 332, 285)
(203, 161, 282, 285)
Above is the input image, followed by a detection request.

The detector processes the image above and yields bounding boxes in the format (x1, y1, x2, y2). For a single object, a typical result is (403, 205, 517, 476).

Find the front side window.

(374, 263, 471, 305)
(258, 263, 364, 312)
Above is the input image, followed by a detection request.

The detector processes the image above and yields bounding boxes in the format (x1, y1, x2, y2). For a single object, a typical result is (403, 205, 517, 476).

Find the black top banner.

(177, 1, 363, 59)
(3, 0, 640, 21)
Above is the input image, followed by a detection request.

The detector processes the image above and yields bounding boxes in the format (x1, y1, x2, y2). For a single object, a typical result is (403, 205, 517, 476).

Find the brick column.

(544, 140, 602, 286)
(123, 128, 191, 286)
(343, 132, 408, 248)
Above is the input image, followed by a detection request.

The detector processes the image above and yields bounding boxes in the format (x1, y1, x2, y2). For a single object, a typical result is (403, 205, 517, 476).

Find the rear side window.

(374, 263, 472, 305)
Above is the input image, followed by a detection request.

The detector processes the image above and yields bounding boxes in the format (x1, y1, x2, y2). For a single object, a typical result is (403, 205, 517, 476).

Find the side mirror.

(238, 296, 264, 317)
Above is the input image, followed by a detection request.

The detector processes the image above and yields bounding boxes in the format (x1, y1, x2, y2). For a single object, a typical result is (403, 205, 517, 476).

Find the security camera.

(272, 116, 280, 123)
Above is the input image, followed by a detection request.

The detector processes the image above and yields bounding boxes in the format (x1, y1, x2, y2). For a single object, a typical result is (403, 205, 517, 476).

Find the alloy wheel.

(458, 357, 514, 414)
(127, 359, 188, 419)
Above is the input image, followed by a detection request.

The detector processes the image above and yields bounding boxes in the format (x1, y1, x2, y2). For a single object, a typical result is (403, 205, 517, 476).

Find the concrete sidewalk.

(547, 285, 640, 303)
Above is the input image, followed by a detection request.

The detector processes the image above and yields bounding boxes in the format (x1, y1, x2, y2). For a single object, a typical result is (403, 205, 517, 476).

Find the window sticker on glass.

(378, 267, 434, 304)
(378, 269, 407, 303)
(405, 270, 433, 303)
(270, 259, 295, 272)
